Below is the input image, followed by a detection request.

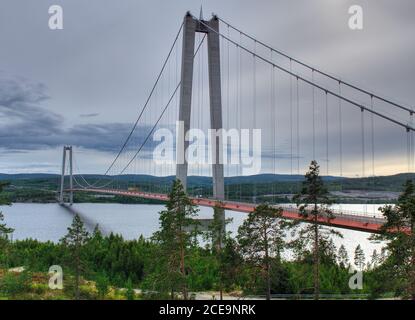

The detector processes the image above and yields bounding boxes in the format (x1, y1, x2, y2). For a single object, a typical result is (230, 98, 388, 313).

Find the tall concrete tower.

(176, 12, 225, 239)
(59, 145, 73, 205)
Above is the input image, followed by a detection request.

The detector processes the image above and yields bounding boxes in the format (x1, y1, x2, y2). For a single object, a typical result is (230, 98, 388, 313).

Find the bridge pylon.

(59, 145, 73, 205)
(176, 12, 225, 243)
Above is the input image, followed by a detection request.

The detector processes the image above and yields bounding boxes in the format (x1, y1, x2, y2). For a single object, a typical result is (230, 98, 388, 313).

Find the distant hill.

(0, 173, 335, 184)
(0, 172, 413, 192)
(0, 173, 60, 180)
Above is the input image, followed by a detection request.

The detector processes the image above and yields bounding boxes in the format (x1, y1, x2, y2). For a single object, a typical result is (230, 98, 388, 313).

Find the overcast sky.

(0, 0, 414, 177)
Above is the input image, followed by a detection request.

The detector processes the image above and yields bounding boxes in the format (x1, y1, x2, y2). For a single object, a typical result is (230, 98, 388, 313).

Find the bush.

(95, 273, 110, 299)
(0, 271, 31, 297)
(124, 279, 135, 300)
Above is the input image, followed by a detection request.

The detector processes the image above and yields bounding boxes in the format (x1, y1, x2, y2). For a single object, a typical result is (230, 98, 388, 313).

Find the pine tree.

(292, 160, 341, 300)
(0, 212, 13, 241)
(370, 249, 379, 270)
(374, 180, 415, 299)
(218, 237, 243, 294)
(354, 244, 365, 270)
(152, 180, 199, 300)
(60, 214, 90, 300)
(237, 203, 287, 300)
(337, 244, 349, 268)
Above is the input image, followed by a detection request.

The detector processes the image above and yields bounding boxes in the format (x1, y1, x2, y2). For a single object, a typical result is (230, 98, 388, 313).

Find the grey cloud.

(79, 113, 100, 118)
(0, 76, 154, 154)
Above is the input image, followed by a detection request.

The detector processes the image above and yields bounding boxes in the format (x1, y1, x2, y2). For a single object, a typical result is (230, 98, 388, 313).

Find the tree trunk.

(411, 253, 415, 300)
(313, 211, 320, 300)
(180, 242, 188, 300)
(75, 251, 80, 300)
(219, 281, 223, 300)
(265, 231, 271, 300)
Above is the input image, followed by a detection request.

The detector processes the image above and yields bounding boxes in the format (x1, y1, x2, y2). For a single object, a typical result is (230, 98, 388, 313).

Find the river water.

(0, 203, 385, 258)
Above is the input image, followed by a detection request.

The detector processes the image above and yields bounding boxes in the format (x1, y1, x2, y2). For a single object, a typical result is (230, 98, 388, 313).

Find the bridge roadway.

(70, 188, 387, 234)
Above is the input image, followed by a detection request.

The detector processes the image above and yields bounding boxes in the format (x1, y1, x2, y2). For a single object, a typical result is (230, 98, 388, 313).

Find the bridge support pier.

(59, 145, 73, 205)
(176, 12, 225, 243)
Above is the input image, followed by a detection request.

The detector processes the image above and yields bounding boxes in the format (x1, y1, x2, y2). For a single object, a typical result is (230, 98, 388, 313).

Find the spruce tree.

(95, 272, 110, 299)
(354, 244, 365, 270)
(0, 212, 13, 242)
(152, 180, 199, 300)
(60, 214, 90, 300)
(292, 160, 341, 300)
(337, 244, 349, 269)
(237, 203, 287, 300)
(124, 278, 135, 300)
(370, 249, 379, 270)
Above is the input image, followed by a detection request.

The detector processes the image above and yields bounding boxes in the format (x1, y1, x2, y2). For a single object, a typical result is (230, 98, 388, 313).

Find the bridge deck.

(70, 188, 387, 234)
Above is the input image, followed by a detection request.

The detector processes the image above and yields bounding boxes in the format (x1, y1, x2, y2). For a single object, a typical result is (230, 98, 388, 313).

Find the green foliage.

(373, 179, 415, 299)
(151, 180, 199, 299)
(354, 244, 365, 270)
(95, 272, 110, 299)
(337, 244, 349, 268)
(2, 176, 414, 300)
(0, 182, 11, 205)
(291, 161, 341, 300)
(124, 278, 135, 300)
(237, 204, 288, 299)
(60, 214, 90, 299)
(0, 271, 31, 297)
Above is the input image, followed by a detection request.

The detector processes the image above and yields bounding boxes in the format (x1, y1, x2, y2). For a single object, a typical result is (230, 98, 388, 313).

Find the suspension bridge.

(58, 11, 414, 234)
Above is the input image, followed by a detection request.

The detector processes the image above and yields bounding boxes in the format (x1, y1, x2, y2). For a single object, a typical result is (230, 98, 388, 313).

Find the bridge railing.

(279, 204, 386, 223)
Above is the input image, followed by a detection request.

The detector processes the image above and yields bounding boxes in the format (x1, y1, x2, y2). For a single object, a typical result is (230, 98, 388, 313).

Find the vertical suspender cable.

(412, 112, 414, 176)
(361, 107, 367, 214)
(238, 32, 242, 200)
(312, 70, 316, 160)
(296, 77, 300, 175)
(361, 108, 365, 178)
(325, 91, 329, 177)
(407, 128, 411, 174)
(253, 41, 257, 202)
(290, 59, 293, 176)
(274, 57, 278, 177)
(270, 49, 275, 200)
(338, 82, 343, 204)
(370, 96, 375, 214)
(227, 25, 230, 199)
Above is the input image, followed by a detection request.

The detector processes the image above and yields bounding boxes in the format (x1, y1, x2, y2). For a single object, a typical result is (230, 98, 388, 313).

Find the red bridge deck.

(70, 188, 387, 234)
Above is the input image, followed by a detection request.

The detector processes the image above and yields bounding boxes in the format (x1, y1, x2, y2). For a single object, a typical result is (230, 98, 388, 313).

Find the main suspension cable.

(82, 33, 208, 189)
(103, 21, 184, 177)
(195, 17, 414, 132)
(217, 16, 414, 116)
